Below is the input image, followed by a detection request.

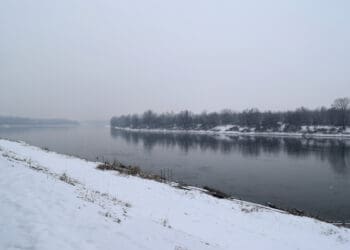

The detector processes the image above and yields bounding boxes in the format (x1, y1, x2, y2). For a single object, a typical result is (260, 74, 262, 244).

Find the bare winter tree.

(332, 97, 350, 129)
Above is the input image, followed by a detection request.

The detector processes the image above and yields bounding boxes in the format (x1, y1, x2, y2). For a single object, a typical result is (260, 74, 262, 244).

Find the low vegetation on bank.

(111, 98, 350, 133)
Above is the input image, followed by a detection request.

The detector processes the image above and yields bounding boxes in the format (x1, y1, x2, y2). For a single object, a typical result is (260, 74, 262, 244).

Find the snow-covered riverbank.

(113, 125, 350, 139)
(0, 139, 349, 250)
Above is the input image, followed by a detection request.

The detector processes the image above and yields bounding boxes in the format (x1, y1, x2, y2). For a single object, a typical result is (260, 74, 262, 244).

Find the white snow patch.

(345, 127, 350, 134)
(210, 125, 234, 132)
(114, 126, 350, 139)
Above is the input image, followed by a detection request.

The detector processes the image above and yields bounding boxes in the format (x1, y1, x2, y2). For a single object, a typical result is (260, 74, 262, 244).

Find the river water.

(1, 125, 349, 222)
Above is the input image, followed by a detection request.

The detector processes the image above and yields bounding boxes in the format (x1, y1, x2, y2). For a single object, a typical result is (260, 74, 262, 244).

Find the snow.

(210, 125, 234, 132)
(0, 139, 349, 250)
(114, 126, 350, 139)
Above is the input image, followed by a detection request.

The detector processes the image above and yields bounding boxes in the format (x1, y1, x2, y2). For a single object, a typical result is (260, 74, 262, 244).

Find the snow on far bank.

(0, 139, 349, 250)
(113, 125, 350, 139)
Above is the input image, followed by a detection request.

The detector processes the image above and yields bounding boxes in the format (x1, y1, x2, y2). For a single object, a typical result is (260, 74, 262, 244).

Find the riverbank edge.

(2, 139, 350, 249)
(112, 126, 350, 139)
(0, 137, 348, 227)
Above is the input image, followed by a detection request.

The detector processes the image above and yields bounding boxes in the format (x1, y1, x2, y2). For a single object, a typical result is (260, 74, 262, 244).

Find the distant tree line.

(110, 97, 350, 131)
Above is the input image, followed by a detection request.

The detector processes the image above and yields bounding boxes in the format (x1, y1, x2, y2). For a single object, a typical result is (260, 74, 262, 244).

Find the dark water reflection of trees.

(111, 129, 350, 175)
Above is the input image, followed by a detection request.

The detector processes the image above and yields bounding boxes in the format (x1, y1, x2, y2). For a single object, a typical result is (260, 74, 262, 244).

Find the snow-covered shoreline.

(113, 126, 350, 139)
(0, 139, 349, 249)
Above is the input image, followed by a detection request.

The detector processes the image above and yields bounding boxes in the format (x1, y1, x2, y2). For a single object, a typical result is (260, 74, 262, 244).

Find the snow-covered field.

(0, 139, 349, 250)
(113, 125, 350, 139)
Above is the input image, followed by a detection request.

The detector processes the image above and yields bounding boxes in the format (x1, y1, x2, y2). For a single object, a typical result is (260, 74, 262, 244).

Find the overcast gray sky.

(1, 0, 349, 120)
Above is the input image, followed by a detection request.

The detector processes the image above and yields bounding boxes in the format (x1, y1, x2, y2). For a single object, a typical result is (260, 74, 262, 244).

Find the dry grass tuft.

(59, 173, 77, 186)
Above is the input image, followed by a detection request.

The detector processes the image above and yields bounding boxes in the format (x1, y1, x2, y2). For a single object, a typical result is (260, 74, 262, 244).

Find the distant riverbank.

(112, 126, 350, 139)
(0, 115, 79, 127)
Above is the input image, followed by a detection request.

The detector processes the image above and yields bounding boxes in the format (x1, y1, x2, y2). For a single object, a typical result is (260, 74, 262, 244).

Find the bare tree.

(110, 98, 350, 131)
(332, 97, 350, 129)
(332, 97, 350, 110)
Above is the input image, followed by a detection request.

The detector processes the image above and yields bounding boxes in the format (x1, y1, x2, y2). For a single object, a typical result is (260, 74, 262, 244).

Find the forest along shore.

(0, 138, 350, 250)
(110, 98, 350, 140)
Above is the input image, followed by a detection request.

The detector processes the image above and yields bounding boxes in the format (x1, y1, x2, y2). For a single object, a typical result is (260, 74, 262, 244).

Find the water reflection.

(1, 126, 349, 221)
(111, 129, 350, 175)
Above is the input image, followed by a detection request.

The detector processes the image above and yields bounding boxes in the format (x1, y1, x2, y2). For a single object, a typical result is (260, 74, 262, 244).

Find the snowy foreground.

(0, 139, 349, 250)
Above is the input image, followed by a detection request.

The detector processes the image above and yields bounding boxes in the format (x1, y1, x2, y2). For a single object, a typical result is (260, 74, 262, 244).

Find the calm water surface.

(1, 125, 350, 222)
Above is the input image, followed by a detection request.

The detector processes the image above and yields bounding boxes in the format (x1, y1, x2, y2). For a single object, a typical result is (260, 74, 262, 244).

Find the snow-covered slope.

(0, 139, 349, 250)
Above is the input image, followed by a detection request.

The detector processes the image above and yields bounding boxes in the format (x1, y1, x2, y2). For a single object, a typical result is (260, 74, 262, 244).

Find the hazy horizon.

(1, 0, 349, 120)
(0, 100, 348, 122)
